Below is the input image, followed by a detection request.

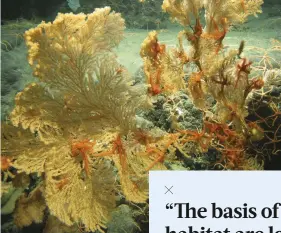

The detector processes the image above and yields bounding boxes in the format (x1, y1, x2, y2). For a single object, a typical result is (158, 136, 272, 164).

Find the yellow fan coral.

(140, 31, 186, 96)
(19, 7, 148, 136)
(3, 1, 268, 231)
(161, 0, 263, 123)
(5, 7, 152, 232)
(162, 0, 204, 26)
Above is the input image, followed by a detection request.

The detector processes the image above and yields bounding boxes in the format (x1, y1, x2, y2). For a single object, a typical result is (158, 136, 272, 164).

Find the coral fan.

(2, 0, 281, 232)
(3, 7, 156, 232)
(143, 0, 271, 170)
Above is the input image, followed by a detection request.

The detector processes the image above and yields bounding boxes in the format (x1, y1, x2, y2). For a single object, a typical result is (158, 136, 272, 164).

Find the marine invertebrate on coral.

(3, 1, 281, 232)
(140, 31, 166, 96)
(158, 0, 267, 168)
(2, 7, 163, 232)
(140, 30, 187, 96)
(247, 39, 281, 74)
(3, 5, 186, 231)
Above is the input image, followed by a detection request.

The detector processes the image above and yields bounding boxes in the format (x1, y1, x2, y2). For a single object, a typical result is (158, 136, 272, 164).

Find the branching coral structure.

(154, 0, 273, 169)
(2, 7, 170, 232)
(2, 1, 281, 232)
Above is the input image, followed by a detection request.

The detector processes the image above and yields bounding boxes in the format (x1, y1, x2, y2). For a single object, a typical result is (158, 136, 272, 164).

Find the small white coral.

(263, 69, 281, 87)
(67, 0, 80, 12)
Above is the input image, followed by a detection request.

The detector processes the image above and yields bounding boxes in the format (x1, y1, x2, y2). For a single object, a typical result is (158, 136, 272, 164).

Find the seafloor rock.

(246, 68, 281, 157)
(43, 215, 77, 233)
(1, 44, 34, 120)
(140, 92, 203, 132)
(162, 91, 203, 131)
(140, 95, 172, 131)
(69, 0, 169, 29)
(1, 221, 21, 233)
(1, 187, 24, 215)
(264, 69, 281, 88)
(266, 4, 281, 17)
(1, 21, 36, 52)
(1, 31, 24, 52)
(107, 204, 140, 233)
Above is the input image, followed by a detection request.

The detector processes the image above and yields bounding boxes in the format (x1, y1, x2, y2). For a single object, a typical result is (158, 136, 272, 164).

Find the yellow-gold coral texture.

(4, 7, 153, 232)
(3, 0, 277, 231)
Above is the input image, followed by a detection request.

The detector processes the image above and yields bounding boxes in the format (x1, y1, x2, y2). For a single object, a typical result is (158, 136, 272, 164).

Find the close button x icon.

(165, 186, 173, 194)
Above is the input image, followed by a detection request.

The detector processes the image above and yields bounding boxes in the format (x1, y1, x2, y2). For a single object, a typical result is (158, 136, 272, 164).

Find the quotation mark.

(166, 203, 175, 209)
